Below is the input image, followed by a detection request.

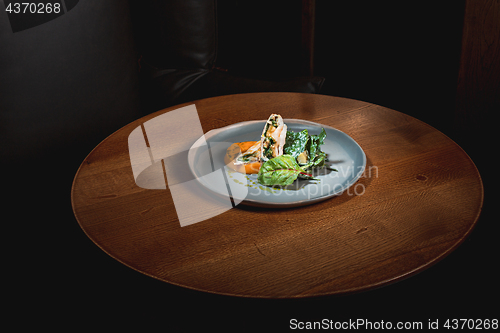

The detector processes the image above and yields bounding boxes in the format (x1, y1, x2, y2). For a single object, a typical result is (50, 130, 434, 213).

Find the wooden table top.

(71, 93, 483, 298)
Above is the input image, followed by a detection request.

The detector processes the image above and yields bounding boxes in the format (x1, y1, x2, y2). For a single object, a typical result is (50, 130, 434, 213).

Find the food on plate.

(257, 155, 316, 186)
(224, 114, 336, 185)
(260, 114, 287, 161)
(224, 141, 262, 174)
(284, 128, 328, 169)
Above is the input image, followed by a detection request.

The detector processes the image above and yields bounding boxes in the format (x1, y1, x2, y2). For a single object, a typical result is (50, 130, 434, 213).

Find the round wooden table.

(71, 93, 483, 298)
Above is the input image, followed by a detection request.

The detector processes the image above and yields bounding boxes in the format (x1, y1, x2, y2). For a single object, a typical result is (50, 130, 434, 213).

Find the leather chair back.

(132, 0, 217, 70)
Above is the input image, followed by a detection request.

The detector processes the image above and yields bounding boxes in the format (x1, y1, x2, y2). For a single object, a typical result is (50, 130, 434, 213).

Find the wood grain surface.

(71, 93, 483, 298)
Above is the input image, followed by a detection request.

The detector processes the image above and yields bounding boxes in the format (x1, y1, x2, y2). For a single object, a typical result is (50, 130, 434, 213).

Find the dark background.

(1, 0, 496, 330)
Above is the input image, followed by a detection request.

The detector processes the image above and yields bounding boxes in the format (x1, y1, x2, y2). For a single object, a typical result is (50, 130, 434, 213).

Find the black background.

(1, 0, 496, 330)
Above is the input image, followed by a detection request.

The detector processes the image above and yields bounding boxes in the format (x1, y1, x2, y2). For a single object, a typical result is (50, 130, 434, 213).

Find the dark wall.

(217, 0, 303, 80)
(0, 0, 141, 166)
(315, 1, 465, 129)
(1, 1, 142, 326)
(217, 0, 466, 132)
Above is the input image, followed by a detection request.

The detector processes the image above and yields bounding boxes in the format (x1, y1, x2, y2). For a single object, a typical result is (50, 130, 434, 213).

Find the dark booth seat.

(131, 0, 325, 112)
(138, 61, 325, 111)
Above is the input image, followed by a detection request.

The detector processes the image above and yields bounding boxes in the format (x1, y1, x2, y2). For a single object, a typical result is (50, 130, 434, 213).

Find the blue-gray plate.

(188, 119, 366, 208)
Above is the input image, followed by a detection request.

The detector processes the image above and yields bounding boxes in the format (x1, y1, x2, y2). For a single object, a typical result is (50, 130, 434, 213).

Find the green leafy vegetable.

(257, 155, 316, 186)
(284, 129, 309, 158)
(284, 128, 328, 168)
(307, 128, 327, 163)
(257, 127, 336, 186)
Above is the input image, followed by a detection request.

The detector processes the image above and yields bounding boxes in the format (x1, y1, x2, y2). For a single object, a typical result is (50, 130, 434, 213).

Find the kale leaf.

(284, 128, 328, 168)
(283, 129, 309, 158)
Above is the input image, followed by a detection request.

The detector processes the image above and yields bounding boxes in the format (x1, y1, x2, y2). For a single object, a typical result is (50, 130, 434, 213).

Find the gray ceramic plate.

(188, 119, 366, 208)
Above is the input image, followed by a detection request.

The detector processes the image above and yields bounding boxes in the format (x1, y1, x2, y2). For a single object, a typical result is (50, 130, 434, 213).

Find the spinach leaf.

(307, 128, 327, 164)
(309, 150, 327, 168)
(257, 155, 316, 186)
(284, 128, 327, 164)
(284, 129, 309, 158)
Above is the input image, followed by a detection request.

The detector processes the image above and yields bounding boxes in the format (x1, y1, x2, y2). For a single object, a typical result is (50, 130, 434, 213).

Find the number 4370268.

(5, 2, 62, 14)
(444, 319, 498, 330)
